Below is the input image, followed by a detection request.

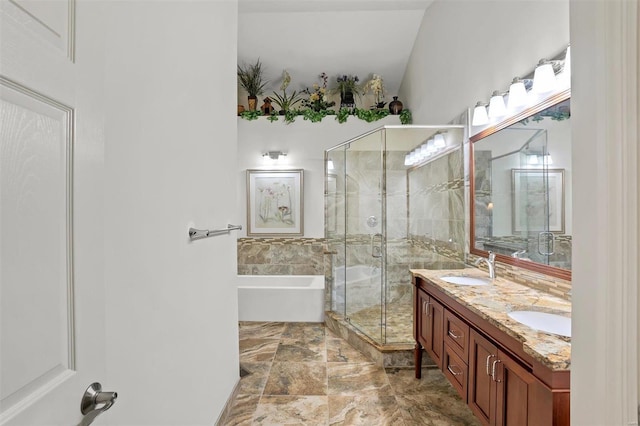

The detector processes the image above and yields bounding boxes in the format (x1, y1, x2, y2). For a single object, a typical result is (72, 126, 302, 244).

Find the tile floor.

(222, 322, 481, 425)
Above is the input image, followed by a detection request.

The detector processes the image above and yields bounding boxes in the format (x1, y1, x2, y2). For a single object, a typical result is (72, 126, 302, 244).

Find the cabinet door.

(426, 296, 444, 368)
(416, 290, 430, 347)
(469, 330, 498, 426)
(495, 350, 537, 426)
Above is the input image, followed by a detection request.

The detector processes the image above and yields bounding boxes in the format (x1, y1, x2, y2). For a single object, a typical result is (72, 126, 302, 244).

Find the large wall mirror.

(470, 89, 571, 281)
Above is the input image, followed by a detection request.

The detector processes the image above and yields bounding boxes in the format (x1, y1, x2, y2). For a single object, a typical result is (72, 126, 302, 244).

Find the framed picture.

(512, 169, 565, 234)
(246, 169, 304, 236)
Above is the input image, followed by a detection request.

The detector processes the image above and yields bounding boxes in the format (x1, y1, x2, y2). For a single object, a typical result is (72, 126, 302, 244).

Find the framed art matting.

(246, 169, 304, 236)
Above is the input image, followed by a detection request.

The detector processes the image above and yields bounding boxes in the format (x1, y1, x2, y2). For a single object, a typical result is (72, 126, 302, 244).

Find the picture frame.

(512, 168, 565, 234)
(246, 169, 304, 236)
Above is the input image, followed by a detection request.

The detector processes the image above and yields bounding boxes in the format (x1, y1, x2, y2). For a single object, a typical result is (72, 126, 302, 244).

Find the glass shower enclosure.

(325, 125, 466, 345)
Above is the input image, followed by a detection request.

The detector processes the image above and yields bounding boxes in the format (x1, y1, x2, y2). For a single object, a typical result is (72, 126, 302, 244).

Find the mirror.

(470, 90, 571, 280)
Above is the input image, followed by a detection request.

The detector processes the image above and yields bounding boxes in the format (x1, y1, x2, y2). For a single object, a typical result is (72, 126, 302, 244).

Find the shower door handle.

(538, 231, 555, 256)
(371, 233, 382, 258)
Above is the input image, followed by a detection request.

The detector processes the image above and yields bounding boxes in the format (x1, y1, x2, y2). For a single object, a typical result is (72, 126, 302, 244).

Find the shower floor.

(347, 299, 414, 345)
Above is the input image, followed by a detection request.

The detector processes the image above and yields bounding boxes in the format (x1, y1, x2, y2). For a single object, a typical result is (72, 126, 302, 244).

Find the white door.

(1, 1, 109, 425)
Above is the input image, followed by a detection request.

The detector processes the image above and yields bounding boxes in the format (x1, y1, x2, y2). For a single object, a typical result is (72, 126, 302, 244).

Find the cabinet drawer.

(444, 308, 469, 360)
(443, 343, 468, 402)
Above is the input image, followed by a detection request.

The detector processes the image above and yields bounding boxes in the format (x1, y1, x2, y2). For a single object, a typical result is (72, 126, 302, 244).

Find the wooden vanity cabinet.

(414, 289, 444, 374)
(413, 275, 570, 426)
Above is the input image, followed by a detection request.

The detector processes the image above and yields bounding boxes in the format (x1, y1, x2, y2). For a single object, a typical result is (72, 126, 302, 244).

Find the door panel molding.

(2, 0, 76, 61)
(0, 75, 76, 422)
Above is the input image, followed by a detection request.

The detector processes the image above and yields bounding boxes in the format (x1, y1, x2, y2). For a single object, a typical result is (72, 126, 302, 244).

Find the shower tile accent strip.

(237, 237, 325, 275)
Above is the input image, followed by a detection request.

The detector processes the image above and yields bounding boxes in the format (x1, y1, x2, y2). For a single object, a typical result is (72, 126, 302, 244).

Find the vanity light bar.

(471, 45, 570, 128)
(404, 132, 454, 168)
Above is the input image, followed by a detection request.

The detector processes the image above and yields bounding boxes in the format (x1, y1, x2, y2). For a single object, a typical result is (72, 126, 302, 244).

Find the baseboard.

(214, 377, 241, 426)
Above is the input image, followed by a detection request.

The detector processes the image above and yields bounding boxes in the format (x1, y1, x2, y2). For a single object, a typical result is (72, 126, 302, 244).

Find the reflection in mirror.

(471, 93, 571, 280)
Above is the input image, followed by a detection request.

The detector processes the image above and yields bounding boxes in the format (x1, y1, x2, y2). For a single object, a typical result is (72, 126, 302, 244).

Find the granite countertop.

(411, 268, 571, 371)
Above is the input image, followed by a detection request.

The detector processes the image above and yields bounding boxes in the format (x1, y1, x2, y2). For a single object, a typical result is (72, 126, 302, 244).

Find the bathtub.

(237, 275, 325, 322)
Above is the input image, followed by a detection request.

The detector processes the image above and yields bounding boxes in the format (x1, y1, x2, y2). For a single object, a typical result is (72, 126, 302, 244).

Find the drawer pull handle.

(425, 300, 430, 317)
(447, 364, 463, 376)
(448, 330, 462, 339)
(486, 354, 495, 376)
(491, 359, 502, 382)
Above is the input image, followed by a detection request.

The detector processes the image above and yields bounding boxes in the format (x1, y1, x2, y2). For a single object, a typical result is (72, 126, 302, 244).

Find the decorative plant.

(362, 74, 386, 109)
(270, 70, 303, 114)
(334, 74, 361, 96)
(399, 109, 413, 125)
(239, 110, 262, 121)
(335, 107, 350, 124)
(302, 72, 336, 112)
(237, 58, 269, 110)
(353, 107, 389, 123)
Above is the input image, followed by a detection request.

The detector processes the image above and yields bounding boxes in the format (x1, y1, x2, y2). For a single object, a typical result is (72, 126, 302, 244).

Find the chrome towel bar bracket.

(189, 224, 242, 241)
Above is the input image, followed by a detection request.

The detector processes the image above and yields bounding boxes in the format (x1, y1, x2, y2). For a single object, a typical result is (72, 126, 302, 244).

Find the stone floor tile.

(222, 394, 260, 426)
(327, 363, 393, 396)
(395, 393, 481, 426)
(239, 321, 286, 340)
(239, 338, 279, 363)
(274, 338, 327, 362)
(328, 395, 405, 425)
(263, 362, 327, 396)
(326, 338, 370, 363)
(252, 395, 329, 425)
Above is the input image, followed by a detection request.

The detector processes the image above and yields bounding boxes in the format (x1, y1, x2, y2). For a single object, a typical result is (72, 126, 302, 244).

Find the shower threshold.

(325, 310, 434, 368)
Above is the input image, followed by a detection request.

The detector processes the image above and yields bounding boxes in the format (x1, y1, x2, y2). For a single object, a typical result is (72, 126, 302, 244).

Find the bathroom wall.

(237, 116, 400, 275)
(400, 0, 573, 299)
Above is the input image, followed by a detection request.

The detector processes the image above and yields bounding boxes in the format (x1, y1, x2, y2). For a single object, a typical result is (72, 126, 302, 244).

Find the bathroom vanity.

(412, 269, 570, 426)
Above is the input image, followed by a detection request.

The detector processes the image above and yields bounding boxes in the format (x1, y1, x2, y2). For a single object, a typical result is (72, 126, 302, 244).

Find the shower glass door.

(343, 129, 385, 343)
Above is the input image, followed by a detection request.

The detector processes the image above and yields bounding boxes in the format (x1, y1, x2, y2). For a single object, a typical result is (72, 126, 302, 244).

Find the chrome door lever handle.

(80, 382, 118, 424)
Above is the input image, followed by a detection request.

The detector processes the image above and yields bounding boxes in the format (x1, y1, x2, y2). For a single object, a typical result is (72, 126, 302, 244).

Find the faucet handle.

(487, 251, 495, 262)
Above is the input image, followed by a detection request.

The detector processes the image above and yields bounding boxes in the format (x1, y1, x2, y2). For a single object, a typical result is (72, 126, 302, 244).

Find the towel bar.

(189, 224, 242, 241)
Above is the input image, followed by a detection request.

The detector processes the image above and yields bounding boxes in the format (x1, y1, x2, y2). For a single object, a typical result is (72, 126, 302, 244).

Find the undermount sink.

(508, 311, 571, 337)
(440, 276, 491, 286)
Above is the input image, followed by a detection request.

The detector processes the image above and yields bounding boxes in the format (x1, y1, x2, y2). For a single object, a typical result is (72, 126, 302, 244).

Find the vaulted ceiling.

(238, 0, 433, 99)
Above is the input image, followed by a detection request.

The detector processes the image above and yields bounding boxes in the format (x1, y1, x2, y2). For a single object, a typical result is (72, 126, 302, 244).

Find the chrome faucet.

(511, 249, 527, 259)
(475, 251, 496, 279)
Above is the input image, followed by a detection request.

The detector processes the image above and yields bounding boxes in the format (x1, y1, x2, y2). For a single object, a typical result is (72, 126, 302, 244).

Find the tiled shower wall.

(237, 237, 325, 275)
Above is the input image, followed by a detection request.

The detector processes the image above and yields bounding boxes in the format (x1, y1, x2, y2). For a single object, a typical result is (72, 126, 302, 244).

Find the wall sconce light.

(488, 91, 507, 118)
(532, 59, 556, 93)
(507, 77, 528, 109)
(327, 159, 335, 170)
(263, 151, 287, 160)
(472, 101, 489, 126)
(526, 153, 554, 167)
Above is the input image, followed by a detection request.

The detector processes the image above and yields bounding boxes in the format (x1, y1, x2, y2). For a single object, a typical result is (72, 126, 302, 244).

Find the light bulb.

(404, 153, 411, 166)
(533, 59, 556, 93)
(472, 102, 488, 126)
(488, 91, 507, 118)
(426, 139, 436, 154)
(544, 154, 553, 165)
(434, 133, 446, 149)
(507, 78, 528, 109)
(528, 155, 539, 165)
(327, 159, 334, 170)
(420, 143, 429, 158)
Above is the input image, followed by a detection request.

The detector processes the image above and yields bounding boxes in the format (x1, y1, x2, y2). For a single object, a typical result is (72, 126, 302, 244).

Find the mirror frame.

(469, 89, 571, 281)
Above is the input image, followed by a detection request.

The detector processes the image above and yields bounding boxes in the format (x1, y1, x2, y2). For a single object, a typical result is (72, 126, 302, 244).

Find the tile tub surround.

(411, 268, 571, 371)
(221, 321, 480, 426)
(237, 237, 325, 275)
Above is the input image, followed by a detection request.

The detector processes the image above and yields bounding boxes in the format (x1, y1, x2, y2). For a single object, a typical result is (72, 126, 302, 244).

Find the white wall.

(400, 0, 569, 125)
(570, 1, 639, 424)
(237, 116, 400, 237)
(102, 1, 239, 424)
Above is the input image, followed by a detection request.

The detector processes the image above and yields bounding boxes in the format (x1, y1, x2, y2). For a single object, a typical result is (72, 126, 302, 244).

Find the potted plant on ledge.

(271, 70, 303, 120)
(334, 74, 361, 110)
(238, 58, 268, 111)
